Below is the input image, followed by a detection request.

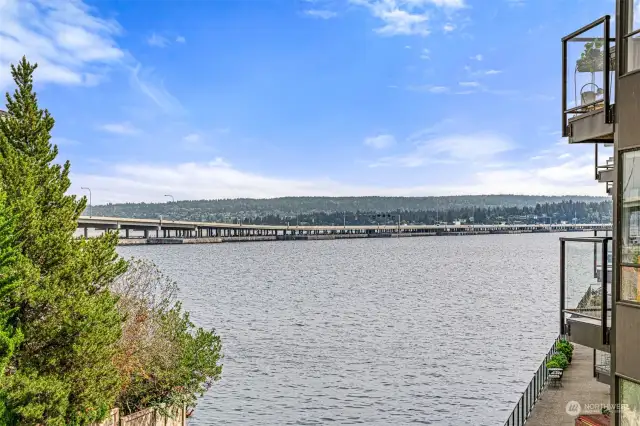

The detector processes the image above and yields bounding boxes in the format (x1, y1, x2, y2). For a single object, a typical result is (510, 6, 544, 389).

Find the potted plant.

(550, 352, 569, 369)
(546, 359, 562, 369)
(577, 39, 605, 73)
(575, 38, 612, 107)
(557, 339, 574, 364)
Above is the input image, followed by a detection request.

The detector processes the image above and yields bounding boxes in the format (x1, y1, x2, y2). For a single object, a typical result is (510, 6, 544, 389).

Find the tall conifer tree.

(0, 57, 128, 425)
(0, 192, 23, 421)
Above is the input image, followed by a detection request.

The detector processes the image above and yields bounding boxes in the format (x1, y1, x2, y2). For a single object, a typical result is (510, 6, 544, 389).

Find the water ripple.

(119, 232, 581, 425)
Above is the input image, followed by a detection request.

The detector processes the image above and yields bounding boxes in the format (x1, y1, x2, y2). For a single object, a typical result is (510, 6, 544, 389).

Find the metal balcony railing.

(502, 336, 565, 426)
(595, 143, 614, 181)
(562, 15, 614, 137)
(560, 236, 612, 345)
(595, 349, 611, 377)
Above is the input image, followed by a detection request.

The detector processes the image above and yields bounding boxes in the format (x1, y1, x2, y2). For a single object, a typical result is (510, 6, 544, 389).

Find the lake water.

(119, 232, 579, 425)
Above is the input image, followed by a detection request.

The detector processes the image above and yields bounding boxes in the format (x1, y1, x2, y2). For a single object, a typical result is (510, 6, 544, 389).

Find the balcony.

(594, 349, 611, 385)
(560, 236, 612, 352)
(562, 16, 614, 143)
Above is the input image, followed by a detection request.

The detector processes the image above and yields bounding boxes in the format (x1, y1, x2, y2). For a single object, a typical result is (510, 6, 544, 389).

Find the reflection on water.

(119, 232, 584, 425)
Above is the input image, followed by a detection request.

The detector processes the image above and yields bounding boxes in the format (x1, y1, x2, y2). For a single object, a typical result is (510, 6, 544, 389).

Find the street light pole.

(81, 187, 92, 217)
(164, 194, 175, 203)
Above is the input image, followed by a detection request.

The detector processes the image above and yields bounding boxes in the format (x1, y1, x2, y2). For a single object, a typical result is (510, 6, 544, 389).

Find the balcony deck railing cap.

(559, 236, 612, 243)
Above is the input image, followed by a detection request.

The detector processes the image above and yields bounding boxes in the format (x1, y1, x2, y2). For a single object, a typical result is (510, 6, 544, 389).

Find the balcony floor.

(526, 344, 610, 425)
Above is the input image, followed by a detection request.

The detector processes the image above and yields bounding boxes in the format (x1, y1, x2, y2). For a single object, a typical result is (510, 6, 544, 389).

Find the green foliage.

(556, 340, 574, 361)
(550, 352, 569, 370)
(0, 57, 127, 424)
(546, 359, 562, 369)
(578, 38, 605, 73)
(112, 260, 223, 415)
(0, 192, 24, 421)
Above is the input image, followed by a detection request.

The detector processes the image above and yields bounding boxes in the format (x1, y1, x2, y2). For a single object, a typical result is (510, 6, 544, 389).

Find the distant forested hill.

(87, 195, 611, 225)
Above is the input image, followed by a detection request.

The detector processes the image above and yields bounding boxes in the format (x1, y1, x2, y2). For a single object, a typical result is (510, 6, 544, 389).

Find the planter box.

(575, 414, 610, 425)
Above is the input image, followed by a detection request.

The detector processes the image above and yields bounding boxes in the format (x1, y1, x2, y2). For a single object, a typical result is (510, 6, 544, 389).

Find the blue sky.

(0, 0, 615, 203)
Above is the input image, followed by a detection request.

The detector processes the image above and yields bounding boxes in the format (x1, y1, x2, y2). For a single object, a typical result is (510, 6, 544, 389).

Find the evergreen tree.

(0, 192, 24, 421)
(0, 57, 127, 424)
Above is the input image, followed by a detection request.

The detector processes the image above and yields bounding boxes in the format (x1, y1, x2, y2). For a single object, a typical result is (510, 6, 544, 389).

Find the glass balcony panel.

(565, 22, 614, 115)
(565, 240, 608, 320)
(595, 349, 611, 375)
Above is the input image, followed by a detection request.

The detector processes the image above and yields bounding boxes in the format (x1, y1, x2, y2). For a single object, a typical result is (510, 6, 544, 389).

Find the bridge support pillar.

(84, 227, 88, 238)
(125, 229, 130, 239)
(144, 229, 149, 238)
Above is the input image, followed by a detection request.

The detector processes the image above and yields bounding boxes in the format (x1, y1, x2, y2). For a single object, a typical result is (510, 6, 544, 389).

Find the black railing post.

(604, 15, 611, 123)
(560, 239, 566, 335)
(602, 239, 609, 344)
(562, 34, 568, 137)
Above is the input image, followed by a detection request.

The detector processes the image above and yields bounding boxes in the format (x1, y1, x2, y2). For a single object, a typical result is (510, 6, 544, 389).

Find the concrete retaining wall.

(120, 406, 185, 426)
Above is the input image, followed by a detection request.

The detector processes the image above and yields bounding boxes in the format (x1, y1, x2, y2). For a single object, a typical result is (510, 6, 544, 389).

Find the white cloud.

(472, 54, 483, 61)
(375, 8, 430, 36)
(183, 133, 200, 144)
(485, 69, 502, 75)
(370, 132, 514, 168)
(147, 32, 169, 48)
(351, 0, 466, 37)
(181, 132, 214, 152)
(304, 9, 338, 19)
(443, 23, 455, 32)
(420, 48, 430, 59)
(429, 86, 448, 93)
(364, 134, 396, 149)
(0, 0, 182, 116)
(99, 122, 140, 135)
(0, 0, 124, 90)
(404, 0, 466, 8)
(68, 151, 604, 204)
(176, 35, 186, 43)
(129, 64, 184, 114)
(459, 81, 479, 87)
(408, 85, 449, 93)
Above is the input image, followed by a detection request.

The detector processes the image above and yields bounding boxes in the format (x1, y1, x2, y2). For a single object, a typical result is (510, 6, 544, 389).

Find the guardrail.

(503, 335, 564, 426)
(560, 236, 612, 345)
(561, 15, 613, 136)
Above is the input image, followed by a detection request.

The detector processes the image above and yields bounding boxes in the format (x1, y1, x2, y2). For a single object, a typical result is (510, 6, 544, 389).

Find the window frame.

(617, 374, 640, 424)
(623, 0, 640, 75)
(617, 148, 640, 305)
